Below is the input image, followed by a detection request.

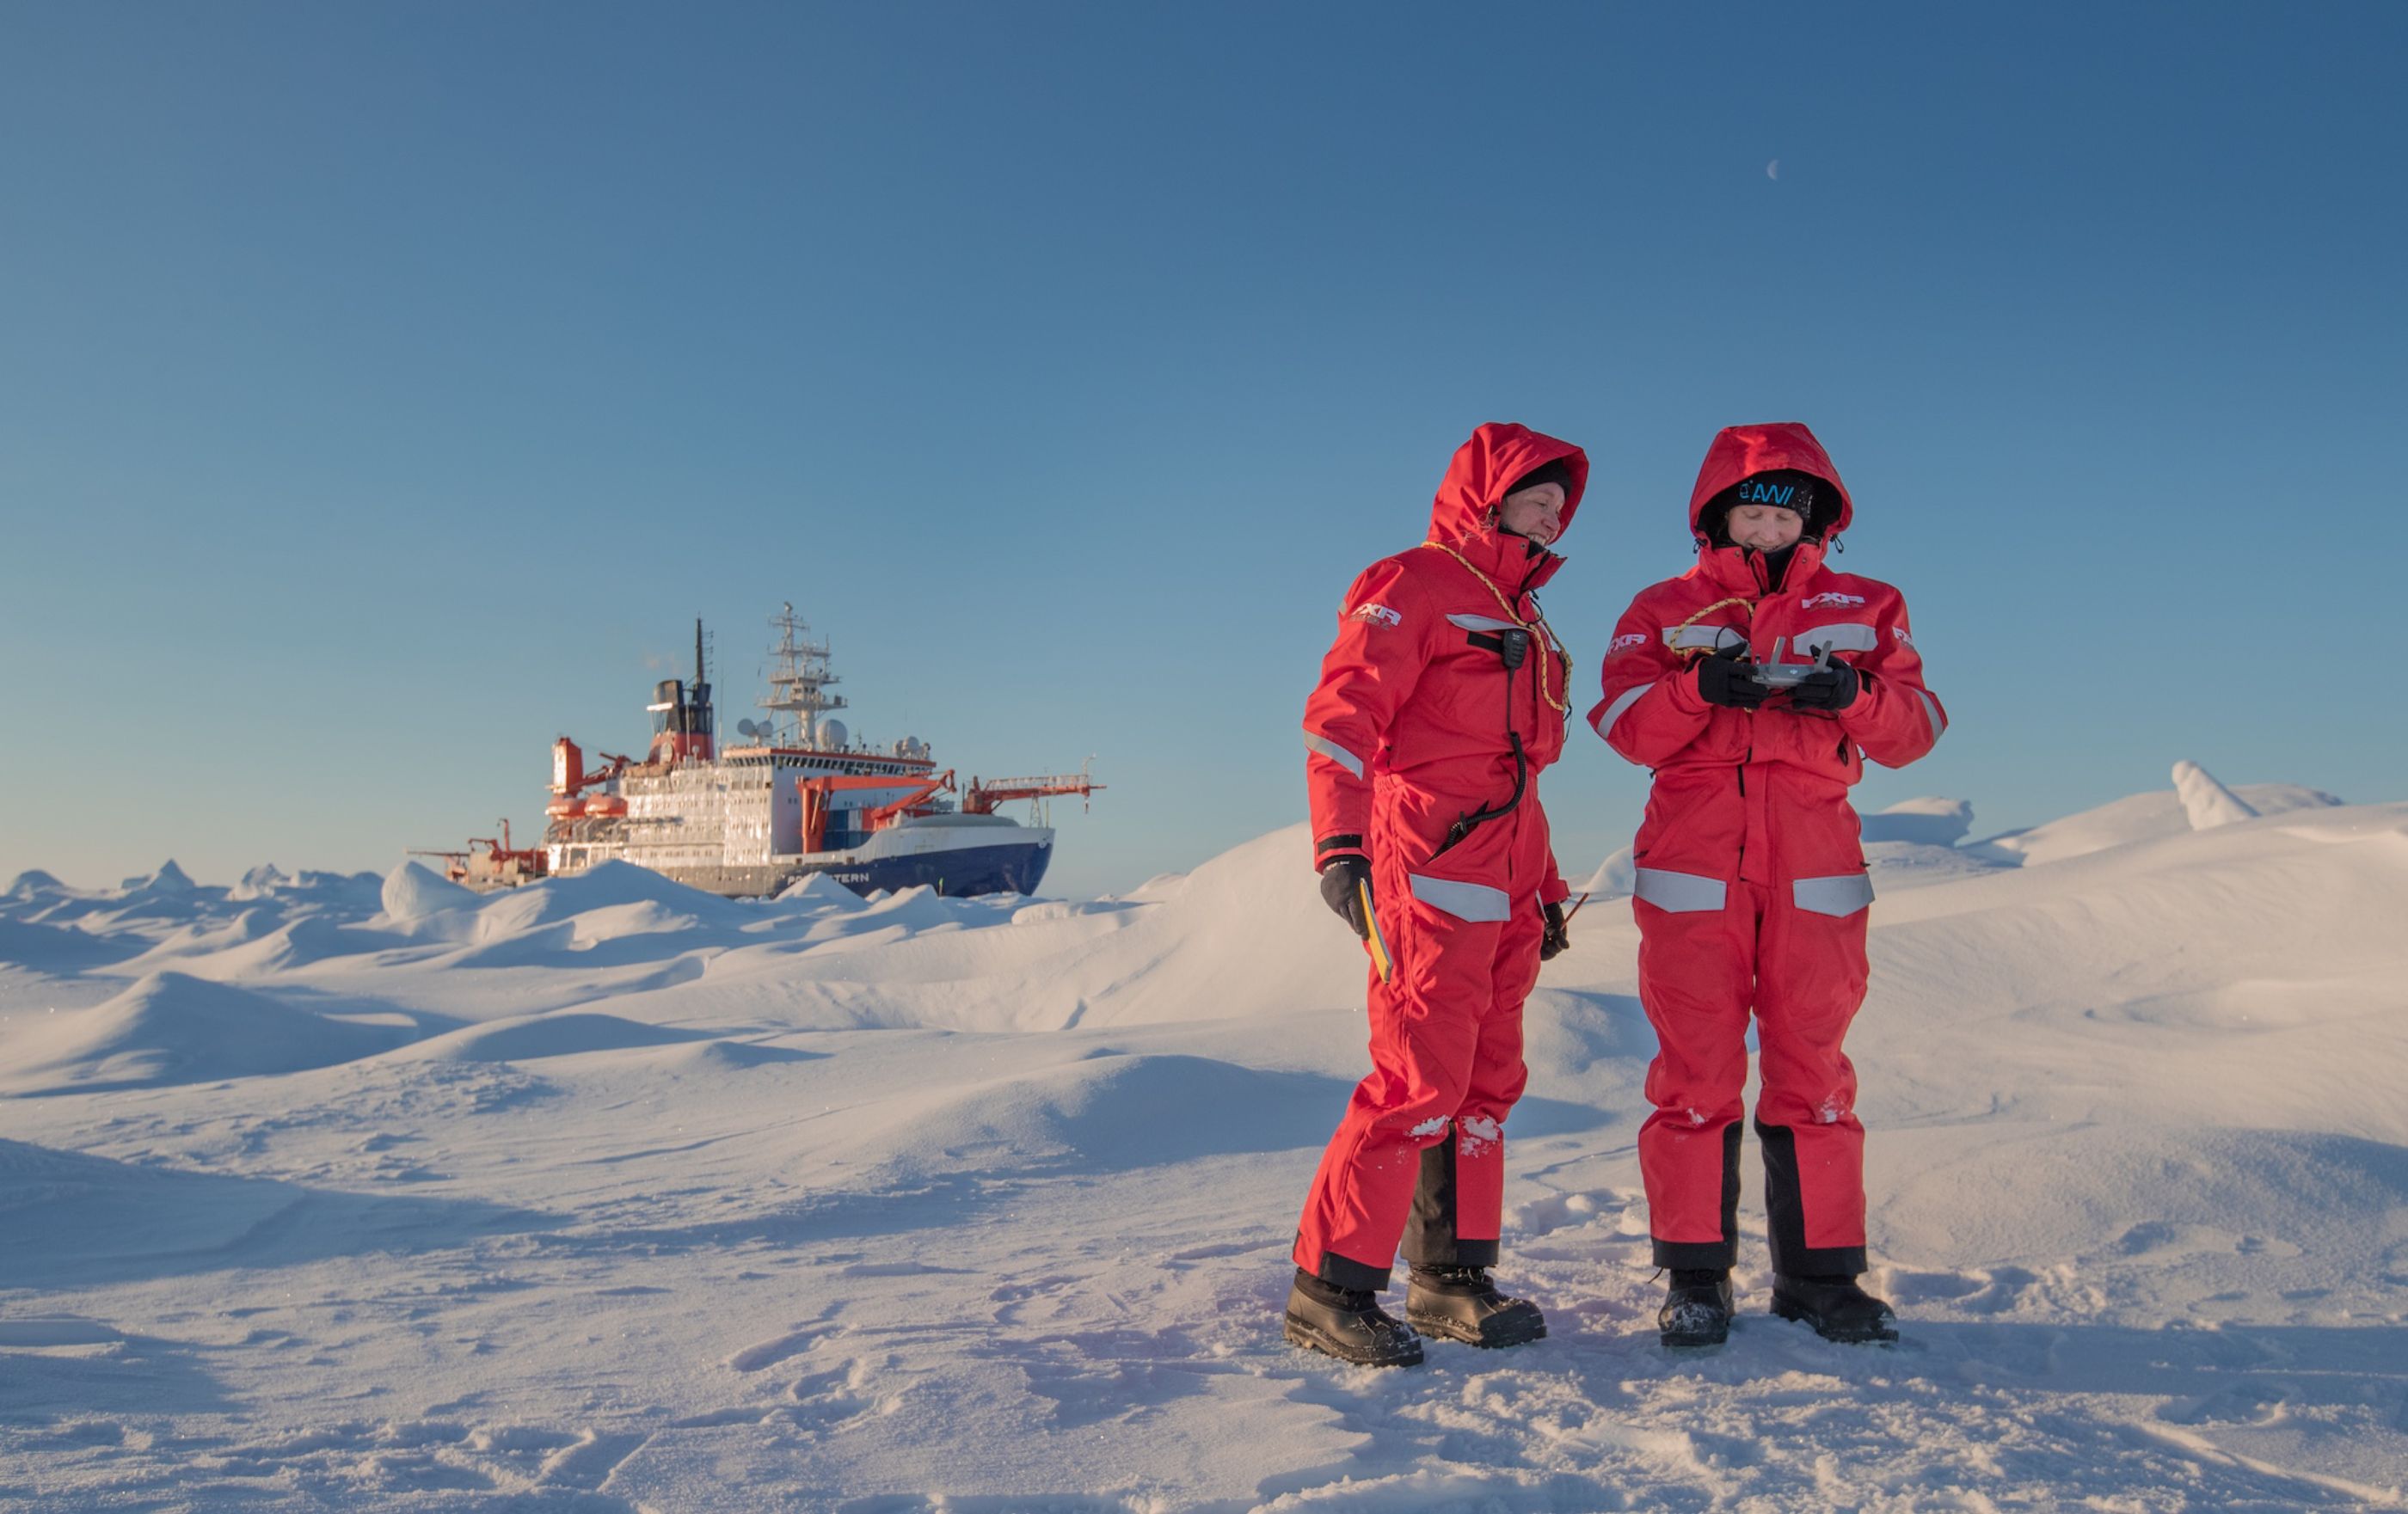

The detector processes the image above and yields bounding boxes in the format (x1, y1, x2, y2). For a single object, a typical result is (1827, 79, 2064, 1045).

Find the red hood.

(1429, 423, 1588, 573)
(1686, 421, 1853, 541)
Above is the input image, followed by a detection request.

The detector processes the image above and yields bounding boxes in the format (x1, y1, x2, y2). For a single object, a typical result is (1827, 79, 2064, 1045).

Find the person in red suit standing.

(1591, 421, 1947, 1348)
(1287, 422, 1588, 1368)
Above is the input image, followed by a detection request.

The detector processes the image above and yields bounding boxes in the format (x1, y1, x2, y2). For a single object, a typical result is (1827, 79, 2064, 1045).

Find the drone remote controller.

(1743, 635, 1838, 690)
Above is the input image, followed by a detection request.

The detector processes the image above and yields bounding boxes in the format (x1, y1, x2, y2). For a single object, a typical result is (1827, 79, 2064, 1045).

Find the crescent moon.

(1766, 159, 1780, 181)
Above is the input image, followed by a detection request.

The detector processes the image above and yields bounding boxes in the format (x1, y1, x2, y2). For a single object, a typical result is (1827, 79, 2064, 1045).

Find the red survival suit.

(1589, 422, 1946, 1276)
(1295, 422, 1586, 1292)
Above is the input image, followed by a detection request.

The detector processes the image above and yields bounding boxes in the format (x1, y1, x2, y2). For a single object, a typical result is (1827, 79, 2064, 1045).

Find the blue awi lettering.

(1742, 481, 1795, 506)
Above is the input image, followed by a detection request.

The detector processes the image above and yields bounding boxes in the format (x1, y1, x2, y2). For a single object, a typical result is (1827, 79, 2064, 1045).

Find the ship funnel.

(645, 619, 717, 765)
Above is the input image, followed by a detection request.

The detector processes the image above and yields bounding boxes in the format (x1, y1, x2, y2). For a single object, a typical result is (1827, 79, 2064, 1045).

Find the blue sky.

(3, 3, 2402, 898)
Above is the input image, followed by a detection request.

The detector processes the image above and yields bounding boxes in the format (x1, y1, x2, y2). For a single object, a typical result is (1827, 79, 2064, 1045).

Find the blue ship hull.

(805, 838, 1054, 899)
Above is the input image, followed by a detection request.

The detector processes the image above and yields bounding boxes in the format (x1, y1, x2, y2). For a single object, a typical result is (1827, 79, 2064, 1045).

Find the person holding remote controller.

(1588, 421, 1948, 1350)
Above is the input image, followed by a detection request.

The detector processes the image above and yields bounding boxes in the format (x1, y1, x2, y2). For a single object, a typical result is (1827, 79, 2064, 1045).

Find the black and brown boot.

(1770, 1273, 1898, 1344)
(1658, 1268, 1735, 1350)
(1404, 1265, 1546, 1349)
(1283, 1269, 1424, 1367)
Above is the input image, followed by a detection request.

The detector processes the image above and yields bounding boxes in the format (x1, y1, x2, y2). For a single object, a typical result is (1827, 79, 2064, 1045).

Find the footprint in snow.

(1508, 1187, 1622, 1237)
(2160, 1381, 2290, 1426)
(727, 1321, 838, 1372)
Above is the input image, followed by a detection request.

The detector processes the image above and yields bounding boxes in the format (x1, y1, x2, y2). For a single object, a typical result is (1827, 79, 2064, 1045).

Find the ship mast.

(759, 601, 848, 748)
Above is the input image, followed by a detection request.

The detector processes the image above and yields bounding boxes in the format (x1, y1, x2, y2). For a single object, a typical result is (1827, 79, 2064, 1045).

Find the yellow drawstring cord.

(1668, 597, 1753, 659)
(1417, 541, 1572, 713)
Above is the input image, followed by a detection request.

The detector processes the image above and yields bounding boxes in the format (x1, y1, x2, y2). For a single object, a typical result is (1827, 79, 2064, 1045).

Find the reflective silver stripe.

(1447, 613, 1519, 633)
(1791, 622, 1879, 654)
(1664, 624, 1746, 652)
(1792, 873, 1875, 917)
(1407, 873, 1512, 922)
(1597, 681, 1652, 735)
(1632, 868, 1726, 913)
(1914, 690, 1944, 745)
(1302, 731, 1366, 780)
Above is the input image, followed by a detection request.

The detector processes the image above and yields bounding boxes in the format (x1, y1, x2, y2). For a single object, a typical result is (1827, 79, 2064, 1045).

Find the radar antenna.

(758, 601, 850, 748)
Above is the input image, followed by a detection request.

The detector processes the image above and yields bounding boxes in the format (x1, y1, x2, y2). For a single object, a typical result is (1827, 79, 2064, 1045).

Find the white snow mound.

(2, 972, 410, 1093)
(1971, 778, 2340, 866)
(2173, 758, 2261, 830)
(379, 860, 479, 921)
(5, 868, 68, 899)
(388, 1009, 718, 1063)
(1575, 846, 1636, 901)
(1860, 796, 1976, 847)
(231, 863, 292, 900)
(120, 860, 196, 893)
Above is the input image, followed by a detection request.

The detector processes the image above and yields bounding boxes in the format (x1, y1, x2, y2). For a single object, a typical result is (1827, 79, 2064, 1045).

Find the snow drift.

(2, 972, 414, 1094)
(3, 766, 2405, 1511)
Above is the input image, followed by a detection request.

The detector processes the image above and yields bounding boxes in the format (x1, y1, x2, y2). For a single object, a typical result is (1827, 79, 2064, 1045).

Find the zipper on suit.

(1506, 590, 1525, 881)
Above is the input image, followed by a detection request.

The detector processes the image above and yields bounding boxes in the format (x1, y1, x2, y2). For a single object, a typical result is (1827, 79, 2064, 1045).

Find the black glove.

(1540, 900, 1570, 960)
(1318, 855, 1373, 940)
(1785, 660, 1861, 712)
(1695, 644, 1771, 708)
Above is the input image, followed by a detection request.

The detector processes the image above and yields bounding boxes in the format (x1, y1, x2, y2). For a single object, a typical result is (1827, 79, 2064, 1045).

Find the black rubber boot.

(1771, 1273, 1898, 1344)
(1658, 1268, 1735, 1350)
(1404, 1265, 1546, 1349)
(1283, 1269, 1424, 1367)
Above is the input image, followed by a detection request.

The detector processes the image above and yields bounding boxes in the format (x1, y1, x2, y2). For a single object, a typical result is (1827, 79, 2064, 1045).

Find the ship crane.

(964, 760, 1104, 818)
(557, 750, 636, 796)
(797, 770, 958, 853)
(409, 819, 547, 887)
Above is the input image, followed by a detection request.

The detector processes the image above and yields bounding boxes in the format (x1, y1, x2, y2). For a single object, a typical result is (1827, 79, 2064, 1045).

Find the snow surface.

(3, 767, 2405, 1511)
(1966, 773, 2340, 868)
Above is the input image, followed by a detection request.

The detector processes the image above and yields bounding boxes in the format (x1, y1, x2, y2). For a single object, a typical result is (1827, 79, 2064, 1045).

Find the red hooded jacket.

(1589, 423, 1946, 889)
(1305, 423, 1588, 908)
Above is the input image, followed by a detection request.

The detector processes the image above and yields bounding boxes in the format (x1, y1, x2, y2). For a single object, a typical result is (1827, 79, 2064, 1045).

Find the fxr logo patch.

(1608, 632, 1649, 654)
(1351, 603, 1403, 628)
(1801, 592, 1866, 610)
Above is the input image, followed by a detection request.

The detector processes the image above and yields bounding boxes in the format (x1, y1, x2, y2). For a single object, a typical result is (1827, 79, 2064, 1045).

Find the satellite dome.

(818, 719, 849, 751)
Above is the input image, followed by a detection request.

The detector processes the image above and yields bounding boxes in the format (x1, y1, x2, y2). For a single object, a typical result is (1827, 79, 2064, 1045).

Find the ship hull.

(546, 818, 1053, 900)
(780, 837, 1052, 898)
(579, 843, 1047, 900)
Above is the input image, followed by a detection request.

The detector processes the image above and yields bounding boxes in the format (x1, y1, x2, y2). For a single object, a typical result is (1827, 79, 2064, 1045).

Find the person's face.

(1727, 503, 1804, 551)
(1497, 482, 1567, 545)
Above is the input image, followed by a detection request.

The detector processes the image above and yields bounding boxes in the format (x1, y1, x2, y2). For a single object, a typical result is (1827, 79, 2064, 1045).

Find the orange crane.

(550, 738, 636, 800)
(798, 770, 957, 852)
(964, 763, 1104, 818)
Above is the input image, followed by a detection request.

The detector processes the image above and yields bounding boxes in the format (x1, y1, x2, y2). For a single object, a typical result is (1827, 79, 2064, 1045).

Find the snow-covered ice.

(3, 764, 2405, 1511)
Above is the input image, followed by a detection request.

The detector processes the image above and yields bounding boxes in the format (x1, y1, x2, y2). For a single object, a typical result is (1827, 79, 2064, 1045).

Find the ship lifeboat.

(547, 796, 587, 819)
(586, 795, 629, 818)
